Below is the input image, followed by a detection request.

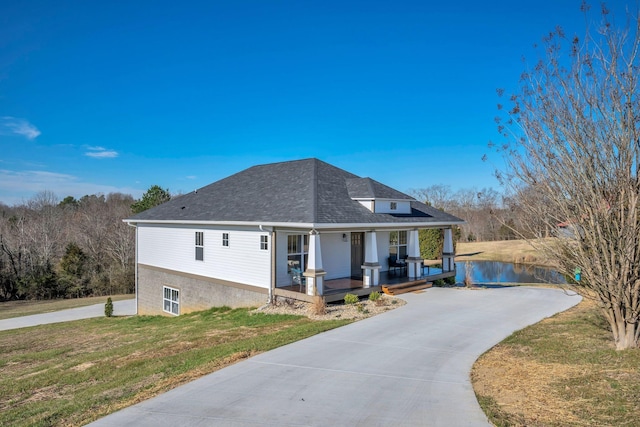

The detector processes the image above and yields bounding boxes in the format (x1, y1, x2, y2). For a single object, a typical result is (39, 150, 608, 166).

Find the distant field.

(456, 239, 552, 266)
(0, 294, 134, 320)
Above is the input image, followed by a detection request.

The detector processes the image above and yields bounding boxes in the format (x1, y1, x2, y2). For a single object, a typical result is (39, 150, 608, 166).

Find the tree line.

(409, 185, 529, 244)
(1, 182, 515, 301)
(0, 186, 170, 301)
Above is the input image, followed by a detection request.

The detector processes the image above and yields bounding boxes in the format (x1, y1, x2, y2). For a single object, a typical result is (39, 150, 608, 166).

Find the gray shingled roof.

(346, 178, 413, 200)
(127, 158, 464, 226)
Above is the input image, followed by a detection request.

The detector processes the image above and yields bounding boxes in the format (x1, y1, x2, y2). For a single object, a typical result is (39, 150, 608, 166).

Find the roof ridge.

(364, 177, 375, 197)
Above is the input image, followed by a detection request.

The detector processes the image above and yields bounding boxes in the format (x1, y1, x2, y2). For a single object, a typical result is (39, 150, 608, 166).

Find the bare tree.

(495, 4, 640, 349)
(408, 185, 456, 211)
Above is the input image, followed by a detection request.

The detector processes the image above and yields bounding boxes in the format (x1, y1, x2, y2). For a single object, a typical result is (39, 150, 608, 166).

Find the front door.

(350, 232, 364, 279)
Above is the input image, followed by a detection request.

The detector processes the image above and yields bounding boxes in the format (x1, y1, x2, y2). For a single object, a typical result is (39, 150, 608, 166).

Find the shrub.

(344, 294, 358, 305)
(356, 302, 365, 312)
(368, 291, 381, 302)
(444, 276, 456, 285)
(312, 296, 326, 315)
(433, 279, 446, 287)
(104, 297, 114, 317)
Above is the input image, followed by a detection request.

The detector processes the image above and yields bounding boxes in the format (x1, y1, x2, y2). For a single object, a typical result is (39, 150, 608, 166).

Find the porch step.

(382, 280, 433, 295)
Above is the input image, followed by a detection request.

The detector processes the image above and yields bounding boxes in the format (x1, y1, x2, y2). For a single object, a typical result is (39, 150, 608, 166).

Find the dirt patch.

(472, 346, 584, 426)
(71, 362, 95, 372)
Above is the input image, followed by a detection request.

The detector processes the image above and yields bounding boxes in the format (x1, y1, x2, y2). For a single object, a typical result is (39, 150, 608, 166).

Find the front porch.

(274, 267, 456, 303)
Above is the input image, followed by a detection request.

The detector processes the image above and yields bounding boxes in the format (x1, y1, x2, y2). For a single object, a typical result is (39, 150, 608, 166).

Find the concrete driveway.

(0, 299, 136, 331)
(89, 287, 580, 427)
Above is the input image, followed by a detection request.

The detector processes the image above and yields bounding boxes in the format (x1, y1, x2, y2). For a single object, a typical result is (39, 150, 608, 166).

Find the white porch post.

(304, 230, 327, 296)
(406, 229, 423, 279)
(361, 230, 381, 287)
(442, 228, 455, 272)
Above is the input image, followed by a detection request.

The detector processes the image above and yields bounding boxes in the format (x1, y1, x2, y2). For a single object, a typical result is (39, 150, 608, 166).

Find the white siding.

(137, 224, 271, 289)
(375, 200, 411, 214)
(357, 200, 374, 212)
(322, 232, 350, 280)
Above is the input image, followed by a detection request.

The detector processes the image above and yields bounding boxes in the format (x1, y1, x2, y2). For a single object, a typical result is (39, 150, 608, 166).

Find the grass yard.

(456, 239, 551, 265)
(472, 298, 640, 426)
(0, 306, 350, 426)
(0, 295, 134, 320)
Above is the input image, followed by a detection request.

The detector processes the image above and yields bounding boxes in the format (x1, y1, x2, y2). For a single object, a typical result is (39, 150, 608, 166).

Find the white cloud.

(0, 116, 41, 140)
(0, 169, 142, 206)
(85, 146, 119, 158)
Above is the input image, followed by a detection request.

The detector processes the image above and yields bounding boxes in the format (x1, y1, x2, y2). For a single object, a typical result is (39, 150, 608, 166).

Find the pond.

(454, 261, 565, 285)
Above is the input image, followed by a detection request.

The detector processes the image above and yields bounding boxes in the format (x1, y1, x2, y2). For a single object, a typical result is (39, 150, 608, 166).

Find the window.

(260, 235, 268, 250)
(287, 234, 309, 273)
(163, 286, 179, 315)
(195, 231, 204, 261)
(389, 230, 407, 259)
(222, 232, 229, 247)
(390, 202, 397, 210)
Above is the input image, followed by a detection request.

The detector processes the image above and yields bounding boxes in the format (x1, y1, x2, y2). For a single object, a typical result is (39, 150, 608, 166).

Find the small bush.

(344, 294, 359, 305)
(368, 291, 381, 302)
(356, 303, 365, 312)
(104, 297, 114, 317)
(312, 296, 326, 315)
(444, 276, 456, 285)
(433, 279, 446, 287)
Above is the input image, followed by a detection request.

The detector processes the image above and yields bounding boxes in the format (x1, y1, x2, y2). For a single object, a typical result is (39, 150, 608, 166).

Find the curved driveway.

(86, 287, 580, 427)
(89, 287, 580, 427)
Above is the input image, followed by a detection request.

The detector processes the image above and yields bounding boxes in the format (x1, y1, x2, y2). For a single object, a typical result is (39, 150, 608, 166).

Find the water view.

(454, 261, 565, 285)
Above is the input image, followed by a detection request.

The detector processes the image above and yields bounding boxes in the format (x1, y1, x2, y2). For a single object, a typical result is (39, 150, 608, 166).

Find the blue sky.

(0, 1, 630, 205)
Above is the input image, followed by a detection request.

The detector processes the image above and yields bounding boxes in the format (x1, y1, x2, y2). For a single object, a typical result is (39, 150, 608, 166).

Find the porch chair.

(388, 255, 406, 275)
(290, 267, 305, 292)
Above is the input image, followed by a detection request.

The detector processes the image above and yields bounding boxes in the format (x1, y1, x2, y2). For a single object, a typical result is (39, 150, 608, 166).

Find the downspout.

(270, 227, 275, 304)
(135, 225, 138, 315)
(126, 222, 139, 315)
(261, 224, 275, 305)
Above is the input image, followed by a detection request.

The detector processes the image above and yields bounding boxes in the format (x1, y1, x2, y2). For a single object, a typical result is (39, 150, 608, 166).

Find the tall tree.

(494, 4, 640, 349)
(131, 185, 171, 214)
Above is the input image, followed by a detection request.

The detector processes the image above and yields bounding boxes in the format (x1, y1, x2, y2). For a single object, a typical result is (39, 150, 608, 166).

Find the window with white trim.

(195, 231, 204, 261)
(389, 230, 407, 259)
(287, 234, 309, 273)
(163, 286, 179, 315)
(260, 235, 268, 250)
(222, 232, 229, 247)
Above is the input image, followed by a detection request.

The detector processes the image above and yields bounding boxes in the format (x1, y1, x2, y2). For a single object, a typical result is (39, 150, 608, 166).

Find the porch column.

(304, 230, 327, 296)
(442, 228, 455, 272)
(361, 230, 381, 287)
(406, 229, 423, 279)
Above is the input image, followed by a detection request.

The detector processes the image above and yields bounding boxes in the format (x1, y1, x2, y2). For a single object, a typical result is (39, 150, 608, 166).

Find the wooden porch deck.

(274, 269, 456, 303)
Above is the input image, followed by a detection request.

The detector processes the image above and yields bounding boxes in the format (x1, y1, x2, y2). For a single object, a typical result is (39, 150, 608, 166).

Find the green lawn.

(0, 306, 350, 426)
(0, 295, 134, 320)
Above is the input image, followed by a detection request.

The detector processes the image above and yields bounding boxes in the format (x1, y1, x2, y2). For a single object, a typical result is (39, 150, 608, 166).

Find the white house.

(125, 159, 464, 315)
